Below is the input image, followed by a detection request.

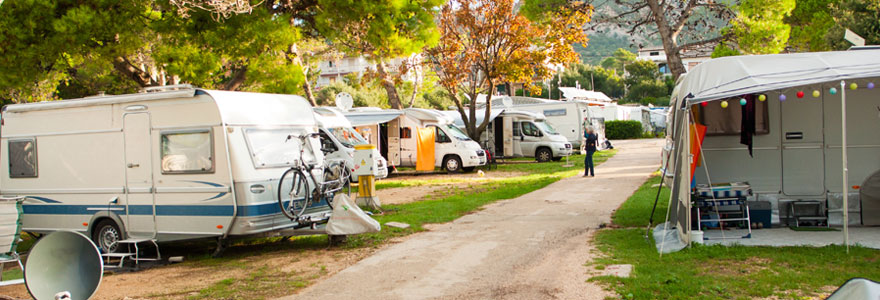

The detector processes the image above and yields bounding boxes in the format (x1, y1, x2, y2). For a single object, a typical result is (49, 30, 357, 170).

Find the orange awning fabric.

(416, 127, 435, 171)
(690, 123, 707, 182)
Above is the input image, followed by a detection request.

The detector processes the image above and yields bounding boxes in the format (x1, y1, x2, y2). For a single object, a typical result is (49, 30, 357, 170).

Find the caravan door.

(781, 89, 825, 196)
(387, 119, 401, 166)
(122, 113, 157, 238)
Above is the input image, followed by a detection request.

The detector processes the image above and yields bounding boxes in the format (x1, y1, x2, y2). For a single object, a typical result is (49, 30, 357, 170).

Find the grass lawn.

(592, 176, 880, 299)
(186, 150, 618, 299)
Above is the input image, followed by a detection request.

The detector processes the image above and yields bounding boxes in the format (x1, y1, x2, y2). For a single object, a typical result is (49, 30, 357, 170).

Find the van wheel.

(444, 156, 463, 173)
(536, 148, 552, 162)
(92, 219, 122, 253)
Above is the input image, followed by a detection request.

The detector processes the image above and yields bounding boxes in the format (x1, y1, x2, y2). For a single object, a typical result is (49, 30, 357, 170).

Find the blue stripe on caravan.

(22, 199, 330, 217)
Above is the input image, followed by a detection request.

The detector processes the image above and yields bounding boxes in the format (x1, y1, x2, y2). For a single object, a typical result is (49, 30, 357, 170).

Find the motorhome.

(0, 87, 334, 252)
(445, 109, 572, 161)
(345, 108, 487, 173)
(486, 96, 604, 152)
(661, 49, 880, 248)
(313, 107, 389, 180)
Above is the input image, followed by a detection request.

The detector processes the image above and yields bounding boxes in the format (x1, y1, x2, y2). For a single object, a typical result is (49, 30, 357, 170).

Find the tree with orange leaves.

(425, 0, 591, 140)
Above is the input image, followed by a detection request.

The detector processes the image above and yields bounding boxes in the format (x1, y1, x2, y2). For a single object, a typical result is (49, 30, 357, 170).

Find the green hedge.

(605, 120, 643, 139)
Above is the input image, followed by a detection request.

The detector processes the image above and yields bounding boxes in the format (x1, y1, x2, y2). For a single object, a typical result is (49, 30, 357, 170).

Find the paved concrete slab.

(280, 139, 663, 300)
(704, 227, 880, 249)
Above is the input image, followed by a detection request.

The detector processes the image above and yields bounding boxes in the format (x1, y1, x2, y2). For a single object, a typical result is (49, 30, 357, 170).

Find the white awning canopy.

(677, 49, 880, 104)
(442, 109, 505, 127)
(558, 87, 612, 102)
(343, 110, 402, 127)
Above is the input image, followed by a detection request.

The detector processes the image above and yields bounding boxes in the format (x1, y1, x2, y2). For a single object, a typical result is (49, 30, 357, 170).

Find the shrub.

(606, 120, 643, 139)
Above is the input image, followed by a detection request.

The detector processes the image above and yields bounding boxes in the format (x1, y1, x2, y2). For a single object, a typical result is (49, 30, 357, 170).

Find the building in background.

(637, 45, 714, 75)
(316, 54, 423, 87)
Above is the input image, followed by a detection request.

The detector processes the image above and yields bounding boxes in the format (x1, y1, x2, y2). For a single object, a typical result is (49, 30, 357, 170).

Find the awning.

(344, 111, 402, 127)
(442, 109, 504, 127)
(677, 49, 880, 104)
(558, 87, 612, 102)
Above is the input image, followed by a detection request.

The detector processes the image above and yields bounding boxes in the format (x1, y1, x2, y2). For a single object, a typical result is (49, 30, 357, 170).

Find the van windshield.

(327, 127, 368, 148)
(535, 121, 560, 135)
(446, 124, 472, 141)
(245, 128, 317, 168)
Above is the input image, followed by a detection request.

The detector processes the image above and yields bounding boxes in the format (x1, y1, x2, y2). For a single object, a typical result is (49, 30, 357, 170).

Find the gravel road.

(282, 139, 662, 300)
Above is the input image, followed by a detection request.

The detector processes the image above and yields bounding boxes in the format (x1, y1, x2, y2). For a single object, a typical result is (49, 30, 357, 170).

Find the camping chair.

(0, 196, 25, 285)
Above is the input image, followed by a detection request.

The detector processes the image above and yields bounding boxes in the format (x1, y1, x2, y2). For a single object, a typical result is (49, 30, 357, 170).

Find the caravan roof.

(313, 107, 352, 128)
(403, 108, 453, 124)
(441, 109, 505, 127)
(676, 49, 880, 104)
(343, 109, 403, 127)
(3, 89, 316, 127)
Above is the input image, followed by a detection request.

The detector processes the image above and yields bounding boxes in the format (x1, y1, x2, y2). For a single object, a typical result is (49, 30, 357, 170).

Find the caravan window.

(522, 122, 541, 137)
(431, 126, 451, 143)
(160, 130, 214, 174)
(245, 128, 317, 168)
(8, 139, 37, 178)
(697, 98, 769, 135)
(400, 127, 413, 139)
(544, 109, 566, 116)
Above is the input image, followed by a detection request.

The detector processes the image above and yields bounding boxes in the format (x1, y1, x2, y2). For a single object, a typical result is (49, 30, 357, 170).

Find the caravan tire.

(444, 156, 463, 173)
(536, 148, 552, 162)
(92, 219, 122, 253)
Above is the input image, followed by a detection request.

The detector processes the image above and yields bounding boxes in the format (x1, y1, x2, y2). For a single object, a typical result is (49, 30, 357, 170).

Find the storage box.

(749, 201, 772, 228)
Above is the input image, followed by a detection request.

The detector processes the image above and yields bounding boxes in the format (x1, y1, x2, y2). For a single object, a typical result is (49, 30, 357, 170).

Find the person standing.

(584, 127, 598, 177)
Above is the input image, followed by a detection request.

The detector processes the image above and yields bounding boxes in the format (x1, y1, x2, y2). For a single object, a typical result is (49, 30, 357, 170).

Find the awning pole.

(841, 80, 850, 253)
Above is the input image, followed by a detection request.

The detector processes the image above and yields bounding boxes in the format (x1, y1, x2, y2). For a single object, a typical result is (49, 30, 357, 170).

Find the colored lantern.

(797, 91, 805, 98)
(830, 87, 838, 95)
(779, 94, 787, 101)
(812, 90, 821, 98)
(850, 83, 859, 90)
(700, 102, 707, 107)
(720, 100, 729, 108)
(758, 94, 767, 101)
(740, 98, 747, 106)
(868, 82, 875, 89)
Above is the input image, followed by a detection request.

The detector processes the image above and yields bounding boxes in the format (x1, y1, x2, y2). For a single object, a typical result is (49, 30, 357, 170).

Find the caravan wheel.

(444, 156, 462, 173)
(92, 219, 122, 253)
(536, 148, 552, 162)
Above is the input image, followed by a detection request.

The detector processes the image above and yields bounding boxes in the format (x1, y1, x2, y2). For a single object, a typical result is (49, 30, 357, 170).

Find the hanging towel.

(740, 94, 756, 157)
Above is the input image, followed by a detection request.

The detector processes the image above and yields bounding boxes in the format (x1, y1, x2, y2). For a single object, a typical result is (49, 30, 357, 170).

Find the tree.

(600, 48, 638, 75)
(589, 0, 734, 79)
(786, 0, 837, 51)
(314, 0, 443, 109)
(826, 0, 880, 50)
(426, 0, 591, 139)
(539, 64, 625, 99)
(727, 0, 796, 54)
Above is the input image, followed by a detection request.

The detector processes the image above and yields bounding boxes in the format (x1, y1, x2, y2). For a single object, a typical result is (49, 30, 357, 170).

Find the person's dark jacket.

(584, 132, 598, 152)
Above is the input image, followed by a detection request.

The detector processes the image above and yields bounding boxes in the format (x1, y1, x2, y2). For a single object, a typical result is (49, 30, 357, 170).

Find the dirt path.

(281, 139, 663, 300)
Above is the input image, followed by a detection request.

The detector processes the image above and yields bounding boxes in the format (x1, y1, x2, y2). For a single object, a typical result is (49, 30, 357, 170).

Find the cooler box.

(749, 200, 772, 228)
(695, 182, 751, 198)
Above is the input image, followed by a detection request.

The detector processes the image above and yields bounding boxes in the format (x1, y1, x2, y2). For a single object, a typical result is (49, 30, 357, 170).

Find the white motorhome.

(661, 49, 880, 248)
(488, 97, 604, 152)
(0, 88, 335, 252)
(445, 109, 572, 161)
(345, 108, 487, 173)
(313, 107, 389, 180)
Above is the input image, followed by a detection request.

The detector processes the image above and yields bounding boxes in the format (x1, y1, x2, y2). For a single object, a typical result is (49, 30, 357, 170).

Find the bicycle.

(276, 133, 350, 222)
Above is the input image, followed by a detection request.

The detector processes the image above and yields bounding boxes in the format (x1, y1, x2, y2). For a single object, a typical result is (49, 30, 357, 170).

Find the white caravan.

(489, 97, 603, 151)
(345, 108, 487, 172)
(446, 109, 572, 161)
(313, 107, 389, 180)
(661, 49, 880, 248)
(0, 88, 335, 252)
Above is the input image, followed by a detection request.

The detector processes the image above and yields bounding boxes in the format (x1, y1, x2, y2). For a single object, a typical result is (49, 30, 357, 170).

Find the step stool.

(102, 238, 161, 269)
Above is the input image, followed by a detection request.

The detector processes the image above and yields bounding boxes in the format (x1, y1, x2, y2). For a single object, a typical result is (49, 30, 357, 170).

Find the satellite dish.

(25, 231, 103, 300)
(502, 96, 513, 108)
(335, 92, 353, 111)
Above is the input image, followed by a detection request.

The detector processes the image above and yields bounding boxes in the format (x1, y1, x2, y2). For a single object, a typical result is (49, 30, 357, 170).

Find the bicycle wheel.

(277, 167, 311, 220)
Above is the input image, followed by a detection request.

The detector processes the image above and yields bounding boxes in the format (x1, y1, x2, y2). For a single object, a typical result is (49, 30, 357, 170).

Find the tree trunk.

(375, 61, 402, 109)
(646, 0, 687, 79)
(408, 75, 420, 108)
(475, 81, 495, 139)
(302, 77, 318, 106)
(112, 56, 156, 87)
(223, 65, 248, 91)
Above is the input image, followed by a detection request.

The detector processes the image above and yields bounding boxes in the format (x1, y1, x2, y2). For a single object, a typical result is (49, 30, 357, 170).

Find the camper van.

(0, 88, 335, 252)
(490, 97, 603, 152)
(313, 107, 389, 180)
(345, 108, 487, 173)
(446, 109, 571, 162)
